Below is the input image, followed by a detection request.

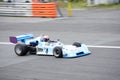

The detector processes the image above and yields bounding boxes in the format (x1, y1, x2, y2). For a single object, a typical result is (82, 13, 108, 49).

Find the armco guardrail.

(0, 2, 57, 18)
(0, 2, 32, 16)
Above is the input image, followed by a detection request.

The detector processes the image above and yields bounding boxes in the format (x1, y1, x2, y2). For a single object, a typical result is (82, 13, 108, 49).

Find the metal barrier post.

(67, 0, 72, 16)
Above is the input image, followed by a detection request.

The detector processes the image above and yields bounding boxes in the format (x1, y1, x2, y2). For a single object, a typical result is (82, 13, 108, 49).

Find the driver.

(43, 35, 50, 42)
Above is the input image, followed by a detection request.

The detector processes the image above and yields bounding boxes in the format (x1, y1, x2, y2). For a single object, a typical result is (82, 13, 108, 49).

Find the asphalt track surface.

(0, 9, 120, 80)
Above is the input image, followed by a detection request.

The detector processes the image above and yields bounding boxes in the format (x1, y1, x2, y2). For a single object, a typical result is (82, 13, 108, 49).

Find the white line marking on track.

(0, 42, 120, 49)
(0, 42, 14, 45)
(87, 45, 120, 49)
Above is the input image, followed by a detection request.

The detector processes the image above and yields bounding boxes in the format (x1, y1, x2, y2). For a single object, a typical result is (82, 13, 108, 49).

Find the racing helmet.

(43, 35, 49, 42)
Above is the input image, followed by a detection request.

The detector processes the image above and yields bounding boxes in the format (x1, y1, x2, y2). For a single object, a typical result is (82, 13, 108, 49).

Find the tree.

(0, 0, 3, 2)
(70, 0, 86, 2)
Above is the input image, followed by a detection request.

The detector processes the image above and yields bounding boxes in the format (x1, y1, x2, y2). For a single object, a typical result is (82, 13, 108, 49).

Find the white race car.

(9, 34, 91, 58)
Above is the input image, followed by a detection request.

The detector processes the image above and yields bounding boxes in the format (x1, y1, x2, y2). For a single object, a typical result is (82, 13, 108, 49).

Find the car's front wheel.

(53, 47, 63, 58)
(73, 42, 81, 47)
(14, 44, 29, 56)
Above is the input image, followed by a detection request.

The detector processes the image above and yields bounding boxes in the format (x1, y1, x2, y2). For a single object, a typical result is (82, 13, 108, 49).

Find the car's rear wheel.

(14, 44, 29, 56)
(53, 47, 63, 58)
(73, 42, 81, 47)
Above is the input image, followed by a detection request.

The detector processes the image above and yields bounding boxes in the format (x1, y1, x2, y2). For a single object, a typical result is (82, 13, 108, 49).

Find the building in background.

(88, 0, 120, 6)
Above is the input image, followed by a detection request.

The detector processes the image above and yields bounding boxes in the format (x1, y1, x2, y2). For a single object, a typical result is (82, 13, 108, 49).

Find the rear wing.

(9, 34, 34, 43)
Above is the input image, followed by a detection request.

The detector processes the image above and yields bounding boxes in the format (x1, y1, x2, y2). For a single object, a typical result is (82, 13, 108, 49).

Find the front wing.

(62, 44, 91, 58)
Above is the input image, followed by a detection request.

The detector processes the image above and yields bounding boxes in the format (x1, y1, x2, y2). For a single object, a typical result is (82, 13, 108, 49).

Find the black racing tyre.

(53, 47, 63, 58)
(29, 47, 36, 54)
(14, 44, 29, 56)
(73, 42, 81, 47)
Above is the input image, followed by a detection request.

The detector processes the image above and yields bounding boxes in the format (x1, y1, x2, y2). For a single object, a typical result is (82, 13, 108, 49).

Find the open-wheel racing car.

(9, 34, 91, 58)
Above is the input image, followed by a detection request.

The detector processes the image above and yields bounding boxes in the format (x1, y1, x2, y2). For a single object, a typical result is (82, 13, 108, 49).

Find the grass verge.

(58, 1, 120, 9)
(91, 4, 120, 9)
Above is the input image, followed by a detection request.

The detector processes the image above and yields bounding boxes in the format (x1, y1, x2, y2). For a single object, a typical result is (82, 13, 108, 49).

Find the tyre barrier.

(32, 2, 57, 18)
(0, 2, 57, 18)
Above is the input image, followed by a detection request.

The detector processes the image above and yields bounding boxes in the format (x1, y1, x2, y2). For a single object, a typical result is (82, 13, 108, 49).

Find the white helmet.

(43, 35, 49, 42)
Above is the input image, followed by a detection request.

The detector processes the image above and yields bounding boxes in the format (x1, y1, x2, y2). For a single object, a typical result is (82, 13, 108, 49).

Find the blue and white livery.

(9, 34, 91, 58)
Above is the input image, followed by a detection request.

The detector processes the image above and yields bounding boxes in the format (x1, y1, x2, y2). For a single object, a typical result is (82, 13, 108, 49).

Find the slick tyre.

(53, 47, 63, 58)
(73, 42, 81, 47)
(14, 44, 29, 56)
